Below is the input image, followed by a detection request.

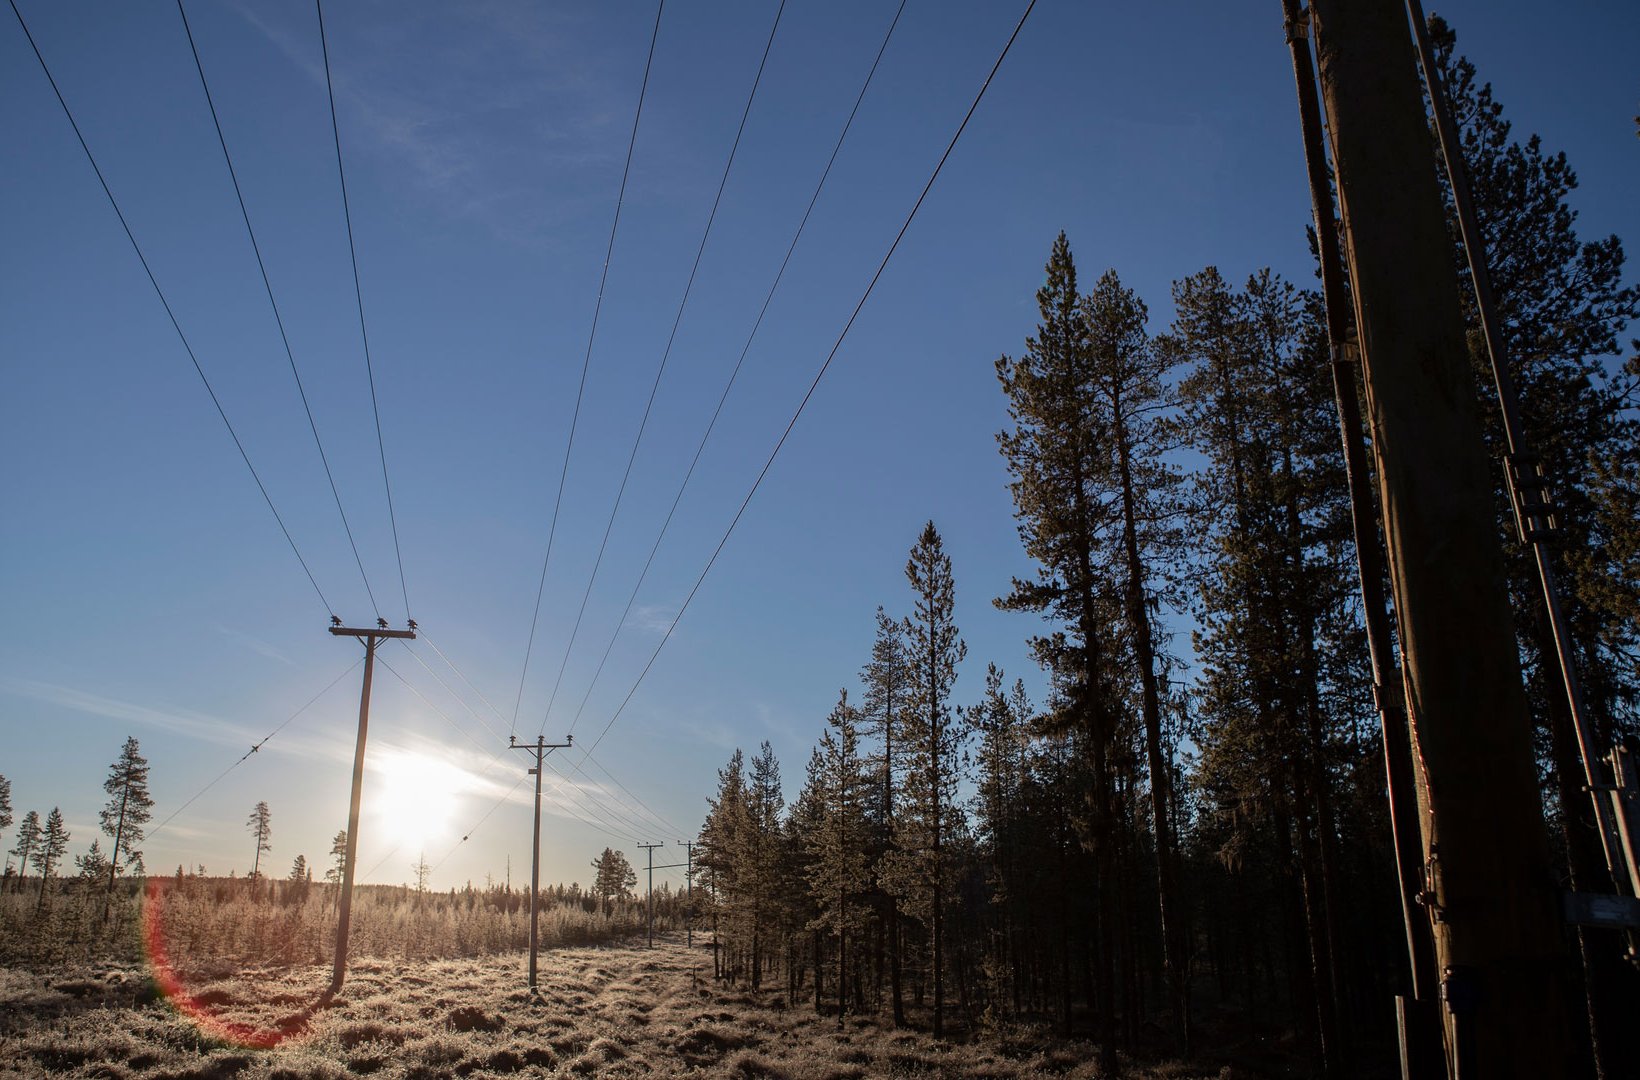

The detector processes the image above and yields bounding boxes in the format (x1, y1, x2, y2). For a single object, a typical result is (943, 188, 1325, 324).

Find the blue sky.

(3, 0, 1635, 892)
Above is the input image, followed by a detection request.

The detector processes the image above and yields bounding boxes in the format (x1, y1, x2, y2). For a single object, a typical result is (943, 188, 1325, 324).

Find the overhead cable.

(316, 0, 413, 621)
(564, 0, 908, 737)
(543, 0, 788, 740)
(511, 0, 666, 737)
(8, 0, 335, 618)
(177, 0, 385, 620)
(573, 0, 1039, 765)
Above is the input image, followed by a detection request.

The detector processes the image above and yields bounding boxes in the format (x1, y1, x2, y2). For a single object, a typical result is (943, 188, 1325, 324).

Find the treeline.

(694, 20, 1637, 1078)
(0, 874, 671, 971)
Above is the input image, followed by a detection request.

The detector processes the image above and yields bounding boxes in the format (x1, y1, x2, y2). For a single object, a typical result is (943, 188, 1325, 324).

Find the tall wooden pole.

(510, 734, 570, 993)
(1305, 3, 1569, 1075)
(328, 621, 415, 996)
(639, 843, 663, 948)
(1277, 5, 1441, 1074)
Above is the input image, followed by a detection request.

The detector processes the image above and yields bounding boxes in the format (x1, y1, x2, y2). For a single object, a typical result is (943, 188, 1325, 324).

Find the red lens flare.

(142, 878, 312, 1049)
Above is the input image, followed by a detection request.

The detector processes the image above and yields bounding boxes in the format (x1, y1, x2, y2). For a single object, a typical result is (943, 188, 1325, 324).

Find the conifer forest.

(3, 3, 1637, 1079)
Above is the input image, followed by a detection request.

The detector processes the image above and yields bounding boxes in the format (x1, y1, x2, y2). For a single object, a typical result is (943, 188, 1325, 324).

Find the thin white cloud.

(626, 603, 677, 636)
(214, 624, 293, 665)
(226, 0, 623, 246)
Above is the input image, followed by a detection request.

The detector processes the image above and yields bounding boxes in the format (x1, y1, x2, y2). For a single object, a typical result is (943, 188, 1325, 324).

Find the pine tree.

(994, 236, 1122, 1066)
(0, 774, 11, 837)
(246, 801, 271, 880)
(290, 854, 308, 882)
(787, 747, 828, 1010)
(700, 750, 751, 980)
(895, 521, 966, 1038)
(76, 839, 109, 880)
(746, 741, 785, 991)
(1167, 266, 1358, 1072)
(966, 665, 1034, 1017)
(35, 807, 69, 909)
(591, 847, 636, 916)
(1086, 263, 1194, 1049)
(412, 854, 431, 892)
(860, 607, 911, 1024)
(100, 736, 154, 918)
(10, 810, 39, 893)
(806, 690, 871, 1024)
(327, 829, 348, 885)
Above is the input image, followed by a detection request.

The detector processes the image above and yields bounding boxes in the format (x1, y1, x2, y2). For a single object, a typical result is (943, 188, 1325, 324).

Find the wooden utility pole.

(510, 733, 571, 993)
(328, 617, 416, 997)
(1305, 2, 1570, 1075)
(1278, 3, 1441, 1074)
(638, 843, 663, 949)
(681, 840, 696, 947)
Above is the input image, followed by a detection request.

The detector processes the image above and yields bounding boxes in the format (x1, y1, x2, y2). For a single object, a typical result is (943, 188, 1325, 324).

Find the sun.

(369, 749, 466, 857)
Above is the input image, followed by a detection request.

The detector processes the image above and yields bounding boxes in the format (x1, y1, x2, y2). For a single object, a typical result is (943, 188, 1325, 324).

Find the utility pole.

(1305, 2, 1570, 1075)
(681, 840, 696, 947)
(638, 843, 663, 949)
(1278, 3, 1440, 1075)
(327, 617, 416, 997)
(510, 733, 572, 993)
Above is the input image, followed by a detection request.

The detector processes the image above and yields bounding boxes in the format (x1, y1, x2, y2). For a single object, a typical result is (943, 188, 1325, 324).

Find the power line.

(176, 0, 383, 620)
(396, 640, 506, 745)
(419, 629, 510, 725)
(8, 0, 335, 618)
(315, 0, 411, 621)
(375, 648, 648, 845)
(511, 0, 666, 737)
(573, 0, 1039, 766)
(543, 0, 788, 740)
(430, 775, 526, 874)
(412, 636, 677, 840)
(583, 745, 686, 837)
(564, 0, 908, 738)
(148, 659, 361, 841)
(540, 753, 667, 843)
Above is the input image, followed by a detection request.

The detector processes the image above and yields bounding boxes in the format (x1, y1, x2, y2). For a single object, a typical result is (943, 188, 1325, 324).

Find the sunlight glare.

(369, 749, 467, 857)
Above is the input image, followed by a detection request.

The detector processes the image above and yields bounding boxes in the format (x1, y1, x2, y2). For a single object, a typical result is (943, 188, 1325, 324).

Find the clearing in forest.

(0, 933, 1228, 1079)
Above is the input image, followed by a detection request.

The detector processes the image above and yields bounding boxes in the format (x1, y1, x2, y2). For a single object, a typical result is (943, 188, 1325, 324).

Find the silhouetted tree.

(327, 829, 348, 885)
(591, 847, 636, 916)
(807, 690, 871, 1024)
(10, 810, 39, 894)
(995, 236, 1122, 1067)
(860, 607, 911, 1025)
(890, 521, 966, 1038)
(35, 807, 69, 909)
(101, 736, 154, 916)
(246, 801, 271, 880)
(76, 839, 109, 880)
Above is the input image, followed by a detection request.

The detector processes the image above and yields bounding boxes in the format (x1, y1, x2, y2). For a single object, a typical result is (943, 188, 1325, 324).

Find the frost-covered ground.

(0, 935, 1237, 1079)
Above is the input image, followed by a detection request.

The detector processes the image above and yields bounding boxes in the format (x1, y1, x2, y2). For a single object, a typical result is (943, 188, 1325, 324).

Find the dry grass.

(0, 933, 1250, 1079)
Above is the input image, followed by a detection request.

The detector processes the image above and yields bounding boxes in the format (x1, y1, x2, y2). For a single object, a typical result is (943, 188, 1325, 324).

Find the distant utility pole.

(510, 733, 572, 993)
(638, 843, 663, 949)
(1306, 1, 1570, 1074)
(328, 617, 416, 997)
(681, 840, 696, 947)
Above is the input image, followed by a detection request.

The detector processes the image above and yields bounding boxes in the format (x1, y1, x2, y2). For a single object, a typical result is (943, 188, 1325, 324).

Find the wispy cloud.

(625, 603, 677, 637)
(227, 0, 626, 246)
(214, 624, 292, 665)
(1, 675, 264, 749)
